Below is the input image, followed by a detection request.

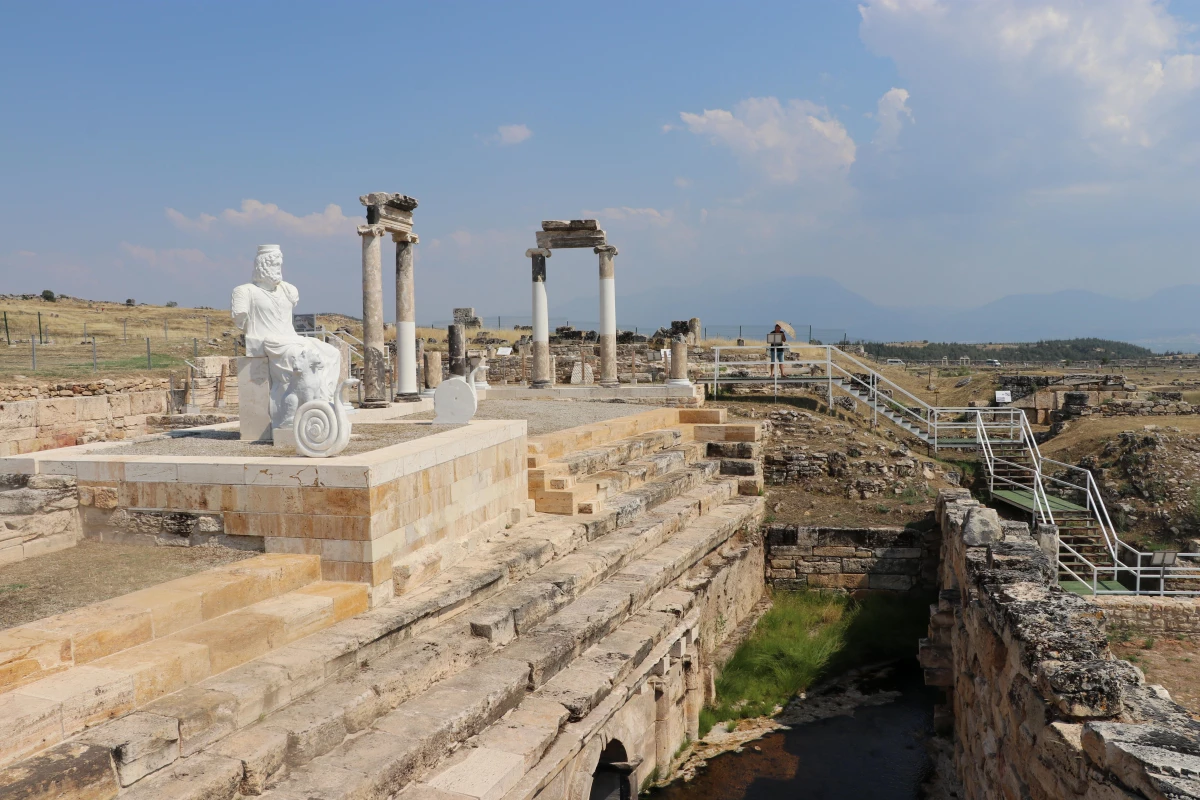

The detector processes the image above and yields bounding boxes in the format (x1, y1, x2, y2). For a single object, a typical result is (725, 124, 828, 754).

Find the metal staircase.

(743, 345, 1200, 596)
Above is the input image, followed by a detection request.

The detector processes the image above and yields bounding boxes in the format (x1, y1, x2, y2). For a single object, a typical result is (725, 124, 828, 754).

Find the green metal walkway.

(991, 488, 1088, 515)
(1060, 580, 1126, 596)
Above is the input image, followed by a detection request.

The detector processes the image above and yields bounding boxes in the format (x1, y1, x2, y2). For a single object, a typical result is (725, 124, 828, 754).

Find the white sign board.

(995, 391, 1012, 403)
(495, 347, 513, 356)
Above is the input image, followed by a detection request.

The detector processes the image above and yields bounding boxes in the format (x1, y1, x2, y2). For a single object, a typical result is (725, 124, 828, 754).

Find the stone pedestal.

(423, 351, 442, 396)
(668, 339, 691, 386)
(595, 245, 619, 387)
(448, 324, 467, 377)
(237, 356, 272, 441)
(394, 234, 419, 401)
(527, 248, 552, 388)
(358, 225, 389, 407)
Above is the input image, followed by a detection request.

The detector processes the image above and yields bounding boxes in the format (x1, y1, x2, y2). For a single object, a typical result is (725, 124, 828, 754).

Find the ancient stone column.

(358, 224, 388, 407)
(423, 350, 442, 395)
(415, 337, 425, 392)
(668, 337, 691, 385)
(527, 248, 552, 388)
(393, 233, 420, 401)
(448, 324, 467, 377)
(688, 317, 701, 345)
(595, 245, 619, 388)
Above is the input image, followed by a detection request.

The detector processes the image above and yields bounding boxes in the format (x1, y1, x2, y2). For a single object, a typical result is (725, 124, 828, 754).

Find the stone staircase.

(0, 554, 366, 771)
(0, 414, 765, 799)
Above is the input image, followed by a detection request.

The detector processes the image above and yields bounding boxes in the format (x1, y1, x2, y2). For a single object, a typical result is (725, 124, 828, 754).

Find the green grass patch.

(699, 589, 932, 738)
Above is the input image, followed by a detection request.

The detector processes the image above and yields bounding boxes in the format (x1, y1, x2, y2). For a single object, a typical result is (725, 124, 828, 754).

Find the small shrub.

(875, 504, 890, 514)
(725, 720, 738, 732)
(40, 289, 56, 302)
(125, 298, 135, 306)
(1142, 637, 1156, 650)
(165, 301, 179, 308)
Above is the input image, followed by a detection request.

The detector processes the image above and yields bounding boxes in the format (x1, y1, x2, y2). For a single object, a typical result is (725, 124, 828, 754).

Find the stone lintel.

(359, 192, 419, 211)
(525, 248, 552, 258)
(535, 230, 607, 250)
(541, 220, 598, 231)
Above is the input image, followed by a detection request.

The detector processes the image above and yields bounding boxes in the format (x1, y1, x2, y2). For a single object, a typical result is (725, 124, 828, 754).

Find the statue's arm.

(231, 285, 251, 330)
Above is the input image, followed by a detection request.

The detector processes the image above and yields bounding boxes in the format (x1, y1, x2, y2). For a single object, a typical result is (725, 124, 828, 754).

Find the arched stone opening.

(588, 739, 637, 800)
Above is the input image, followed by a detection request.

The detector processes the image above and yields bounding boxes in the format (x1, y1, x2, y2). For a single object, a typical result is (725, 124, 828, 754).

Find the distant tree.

(125, 298, 135, 306)
(41, 289, 56, 302)
(165, 301, 179, 308)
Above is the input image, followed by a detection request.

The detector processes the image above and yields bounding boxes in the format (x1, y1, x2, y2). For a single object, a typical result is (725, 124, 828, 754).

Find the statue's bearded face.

(254, 252, 283, 286)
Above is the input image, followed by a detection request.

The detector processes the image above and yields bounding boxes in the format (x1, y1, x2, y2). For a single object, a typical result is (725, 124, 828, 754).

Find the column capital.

(391, 232, 419, 244)
(594, 245, 619, 256)
(357, 224, 387, 238)
(525, 248, 552, 258)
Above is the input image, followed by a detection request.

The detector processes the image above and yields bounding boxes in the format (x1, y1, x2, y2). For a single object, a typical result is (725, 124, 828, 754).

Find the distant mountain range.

(551, 277, 1200, 353)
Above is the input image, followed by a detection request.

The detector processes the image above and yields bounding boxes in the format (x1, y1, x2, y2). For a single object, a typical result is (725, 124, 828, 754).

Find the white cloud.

(872, 88, 914, 151)
(165, 200, 355, 237)
(494, 124, 532, 146)
(582, 207, 676, 228)
(15, 250, 36, 257)
(859, 0, 1200, 149)
(679, 97, 856, 183)
(673, 177, 692, 188)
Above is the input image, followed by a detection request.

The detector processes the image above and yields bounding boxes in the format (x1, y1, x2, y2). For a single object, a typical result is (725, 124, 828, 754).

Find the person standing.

(767, 323, 788, 377)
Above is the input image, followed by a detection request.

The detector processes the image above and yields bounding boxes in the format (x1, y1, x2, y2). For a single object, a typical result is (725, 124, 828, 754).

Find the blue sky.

(4, 0, 1200, 326)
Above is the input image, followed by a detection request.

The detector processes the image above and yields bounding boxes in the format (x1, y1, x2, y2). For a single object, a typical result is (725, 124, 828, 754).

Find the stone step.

(245, 495, 762, 800)
(2, 465, 734, 796)
(527, 427, 688, 490)
(532, 442, 708, 517)
(0, 579, 366, 773)
(0, 554, 323, 699)
(68, 490, 760, 799)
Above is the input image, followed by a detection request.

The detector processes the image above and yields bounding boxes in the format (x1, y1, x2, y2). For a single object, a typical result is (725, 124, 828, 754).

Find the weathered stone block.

(0, 741, 119, 800)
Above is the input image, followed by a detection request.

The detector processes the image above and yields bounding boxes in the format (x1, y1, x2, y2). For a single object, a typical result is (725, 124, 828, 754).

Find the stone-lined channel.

(651, 660, 939, 800)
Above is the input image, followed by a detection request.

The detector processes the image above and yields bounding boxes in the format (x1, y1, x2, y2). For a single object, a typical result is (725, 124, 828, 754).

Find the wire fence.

(0, 337, 240, 379)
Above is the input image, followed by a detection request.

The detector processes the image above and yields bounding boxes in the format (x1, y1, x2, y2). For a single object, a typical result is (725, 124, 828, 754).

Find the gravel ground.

(87, 423, 462, 458)
(0, 540, 255, 629)
(411, 399, 657, 436)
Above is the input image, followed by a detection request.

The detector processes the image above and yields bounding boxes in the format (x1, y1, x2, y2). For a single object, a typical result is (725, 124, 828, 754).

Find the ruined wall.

(0, 474, 81, 565)
(1095, 595, 1200, 641)
(0, 390, 173, 456)
(763, 523, 938, 592)
(924, 489, 1200, 800)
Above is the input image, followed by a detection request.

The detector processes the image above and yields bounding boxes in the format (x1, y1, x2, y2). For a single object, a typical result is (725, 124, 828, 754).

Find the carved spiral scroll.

(294, 399, 350, 458)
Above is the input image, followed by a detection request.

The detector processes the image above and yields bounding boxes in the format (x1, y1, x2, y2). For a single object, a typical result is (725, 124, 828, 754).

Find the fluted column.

(595, 245, 619, 387)
(393, 232, 419, 401)
(358, 224, 388, 407)
(527, 248, 552, 388)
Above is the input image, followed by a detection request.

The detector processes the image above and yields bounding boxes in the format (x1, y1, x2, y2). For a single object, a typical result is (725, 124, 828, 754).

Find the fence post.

(164, 319, 168, 342)
(3, 311, 8, 345)
(38, 311, 43, 344)
(193, 338, 198, 360)
(123, 319, 128, 342)
(205, 317, 210, 339)
(146, 337, 151, 369)
(31, 336, 36, 371)
(83, 322, 87, 340)
(92, 337, 97, 372)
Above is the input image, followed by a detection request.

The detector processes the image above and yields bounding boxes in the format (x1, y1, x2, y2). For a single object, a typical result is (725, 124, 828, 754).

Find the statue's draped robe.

(232, 280, 341, 426)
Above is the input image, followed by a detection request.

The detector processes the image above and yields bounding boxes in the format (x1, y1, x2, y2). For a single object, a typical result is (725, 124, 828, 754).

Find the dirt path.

(1111, 637, 1200, 717)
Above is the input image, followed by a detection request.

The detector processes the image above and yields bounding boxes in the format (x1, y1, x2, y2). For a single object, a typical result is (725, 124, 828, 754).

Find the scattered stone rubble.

(0, 377, 170, 402)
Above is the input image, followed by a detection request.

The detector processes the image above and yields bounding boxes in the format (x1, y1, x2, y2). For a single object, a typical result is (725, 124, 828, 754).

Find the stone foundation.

(1094, 595, 1200, 641)
(763, 523, 938, 592)
(923, 489, 1200, 800)
(0, 474, 81, 565)
(0, 390, 173, 457)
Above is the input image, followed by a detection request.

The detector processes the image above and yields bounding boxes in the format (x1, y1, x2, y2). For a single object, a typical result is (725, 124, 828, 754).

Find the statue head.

(253, 245, 283, 288)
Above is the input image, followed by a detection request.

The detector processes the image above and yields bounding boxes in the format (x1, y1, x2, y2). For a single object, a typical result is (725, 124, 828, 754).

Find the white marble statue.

(232, 245, 350, 454)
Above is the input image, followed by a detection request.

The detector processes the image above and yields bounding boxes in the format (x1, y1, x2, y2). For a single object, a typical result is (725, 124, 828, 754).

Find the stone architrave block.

(237, 356, 272, 442)
(534, 230, 607, 250)
(541, 220, 599, 231)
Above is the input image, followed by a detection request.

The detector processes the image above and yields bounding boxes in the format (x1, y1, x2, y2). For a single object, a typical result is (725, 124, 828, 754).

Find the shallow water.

(652, 661, 938, 800)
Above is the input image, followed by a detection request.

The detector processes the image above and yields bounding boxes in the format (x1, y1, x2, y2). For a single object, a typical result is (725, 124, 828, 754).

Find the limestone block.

(93, 639, 212, 706)
(144, 686, 239, 757)
(77, 396, 111, 422)
(426, 747, 526, 800)
(0, 692, 64, 767)
(210, 725, 289, 795)
(0, 400, 37, 428)
(0, 628, 73, 692)
(118, 752, 242, 800)
(18, 666, 137, 735)
(36, 397, 79, 427)
(129, 391, 167, 416)
(0, 741, 119, 800)
(79, 712, 180, 787)
(106, 394, 131, 417)
(170, 610, 285, 674)
(238, 356, 272, 441)
(962, 507, 1002, 546)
